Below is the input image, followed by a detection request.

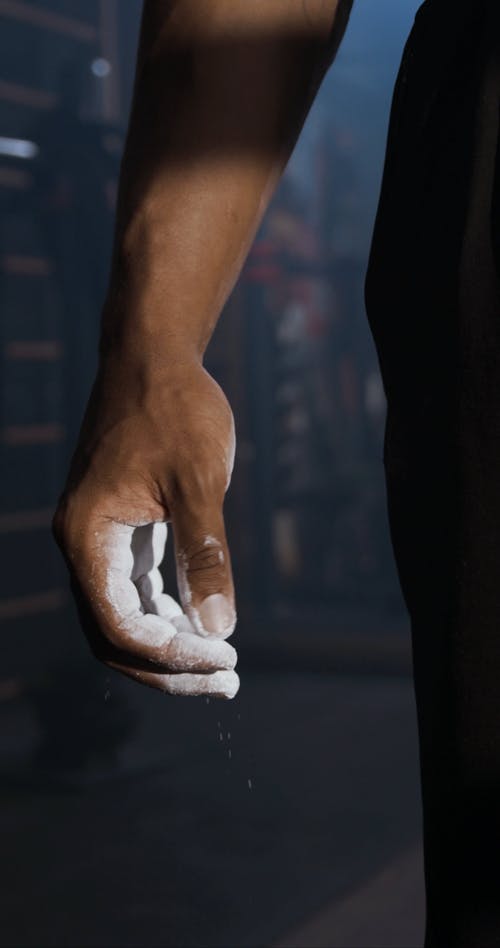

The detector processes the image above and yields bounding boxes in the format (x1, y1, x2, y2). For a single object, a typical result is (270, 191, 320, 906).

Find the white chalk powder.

(91, 519, 239, 696)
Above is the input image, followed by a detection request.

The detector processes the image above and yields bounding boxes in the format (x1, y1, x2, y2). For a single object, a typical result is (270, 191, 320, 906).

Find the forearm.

(101, 0, 353, 365)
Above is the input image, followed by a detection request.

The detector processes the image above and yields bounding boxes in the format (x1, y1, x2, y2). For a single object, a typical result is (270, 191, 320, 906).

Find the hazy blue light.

(0, 137, 38, 159)
(91, 58, 112, 78)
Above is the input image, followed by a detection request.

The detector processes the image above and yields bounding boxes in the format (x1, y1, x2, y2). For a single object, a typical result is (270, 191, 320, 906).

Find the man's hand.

(52, 0, 353, 695)
(53, 356, 239, 698)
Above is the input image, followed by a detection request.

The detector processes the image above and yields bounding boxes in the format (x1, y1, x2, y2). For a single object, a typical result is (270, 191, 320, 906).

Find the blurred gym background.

(0, 2, 426, 946)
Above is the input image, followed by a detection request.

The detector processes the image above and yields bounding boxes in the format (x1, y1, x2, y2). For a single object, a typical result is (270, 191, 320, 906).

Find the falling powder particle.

(104, 690, 111, 702)
(206, 698, 210, 705)
(219, 732, 223, 742)
(247, 778, 252, 790)
(228, 749, 232, 760)
(227, 732, 231, 740)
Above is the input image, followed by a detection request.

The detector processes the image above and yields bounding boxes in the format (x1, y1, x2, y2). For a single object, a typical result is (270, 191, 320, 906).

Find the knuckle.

(183, 538, 226, 575)
(173, 452, 226, 505)
(195, 471, 223, 504)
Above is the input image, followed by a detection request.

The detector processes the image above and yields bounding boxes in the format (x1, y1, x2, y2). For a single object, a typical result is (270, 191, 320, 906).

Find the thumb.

(171, 497, 236, 641)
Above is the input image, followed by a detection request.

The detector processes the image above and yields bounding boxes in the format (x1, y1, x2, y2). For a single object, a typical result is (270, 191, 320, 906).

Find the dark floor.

(276, 842, 424, 947)
(0, 650, 424, 948)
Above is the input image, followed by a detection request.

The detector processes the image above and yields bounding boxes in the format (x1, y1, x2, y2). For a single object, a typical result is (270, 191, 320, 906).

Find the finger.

(130, 521, 167, 580)
(91, 520, 177, 661)
(171, 501, 236, 641)
(164, 615, 238, 671)
(72, 565, 237, 673)
(77, 521, 235, 671)
(128, 523, 237, 669)
(130, 522, 183, 618)
(107, 662, 240, 699)
(146, 592, 184, 618)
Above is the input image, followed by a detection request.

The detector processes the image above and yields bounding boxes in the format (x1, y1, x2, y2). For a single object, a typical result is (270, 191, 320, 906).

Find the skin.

(53, 0, 354, 698)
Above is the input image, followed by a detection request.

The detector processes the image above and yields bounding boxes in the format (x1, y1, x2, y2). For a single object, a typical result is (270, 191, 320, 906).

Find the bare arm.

(54, 0, 354, 698)
(103, 0, 353, 359)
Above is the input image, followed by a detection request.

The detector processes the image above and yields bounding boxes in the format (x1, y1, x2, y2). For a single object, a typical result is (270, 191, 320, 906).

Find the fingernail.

(197, 594, 236, 639)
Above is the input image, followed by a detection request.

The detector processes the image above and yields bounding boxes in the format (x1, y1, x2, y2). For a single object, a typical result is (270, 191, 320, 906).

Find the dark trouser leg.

(386, 452, 500, 947)
(366, 4, 500, 942)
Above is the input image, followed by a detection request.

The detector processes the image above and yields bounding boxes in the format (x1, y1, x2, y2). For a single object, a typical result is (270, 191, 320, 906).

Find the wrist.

(99, 242, 205, 377)
(99, 239, 218, 369)
(99, 309, 200, 372)
(97, 331, 202, 399)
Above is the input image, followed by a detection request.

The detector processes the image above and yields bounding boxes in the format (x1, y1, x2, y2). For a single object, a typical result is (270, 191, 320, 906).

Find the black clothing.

(365, 1, 500, 944)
